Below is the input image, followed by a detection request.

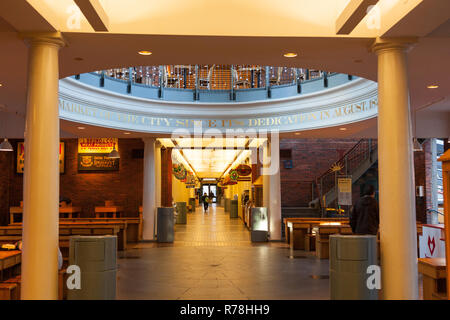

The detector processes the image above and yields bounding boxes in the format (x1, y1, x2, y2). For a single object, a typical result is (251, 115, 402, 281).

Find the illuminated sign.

(17, 142, 65, 174)
(77, 138, 119, 171)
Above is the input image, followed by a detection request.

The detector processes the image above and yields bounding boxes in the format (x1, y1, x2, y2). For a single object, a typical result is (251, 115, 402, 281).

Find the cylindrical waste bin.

(176, 202, 187, 224)
(157, 207, 174, 243)
(251, 207, 268, 242)
(224, 198, 230, 213)
(230, 200, 238, 218)
(189, 198, 196, 212)
(67, 235, 117, 300)
(329, 235, 378, 300)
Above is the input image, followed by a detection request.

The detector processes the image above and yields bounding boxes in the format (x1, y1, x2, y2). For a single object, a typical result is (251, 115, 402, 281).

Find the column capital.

(142, 137, 156, 145)
(371, 37, 418, 55)
(19, 31, 67, 48)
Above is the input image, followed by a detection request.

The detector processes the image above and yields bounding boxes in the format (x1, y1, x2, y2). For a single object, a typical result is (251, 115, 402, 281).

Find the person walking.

(350, 184, 379, 235)
(202, 192, 209, 213)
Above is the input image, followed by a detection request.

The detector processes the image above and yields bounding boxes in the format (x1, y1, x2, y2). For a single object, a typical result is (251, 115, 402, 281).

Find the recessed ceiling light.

(294, 132, 301, 135)
(123, 132, 131, 135)
(339, 127, 347, 131)
(138, 51, 152, 56)
(427, 85, 439, 89)
(77, 126, 85, 130)
(283, 52, 298, 58)
(0, 83, 3, 87)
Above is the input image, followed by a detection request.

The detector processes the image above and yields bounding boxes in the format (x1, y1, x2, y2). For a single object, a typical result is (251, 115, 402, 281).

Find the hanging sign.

(236, 164, 252, 176)
(337, 177, 352, 206)
(17, 142, 65, 174)
(77, 138, 119, 171)
(172, 163, 187, 180)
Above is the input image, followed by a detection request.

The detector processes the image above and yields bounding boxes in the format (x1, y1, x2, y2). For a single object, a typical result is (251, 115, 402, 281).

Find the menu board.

(77, 138, 119, 171)
(17, 142, 65, 174)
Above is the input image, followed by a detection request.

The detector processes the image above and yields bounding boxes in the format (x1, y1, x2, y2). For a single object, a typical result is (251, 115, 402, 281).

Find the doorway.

(202, 184, 217, 203)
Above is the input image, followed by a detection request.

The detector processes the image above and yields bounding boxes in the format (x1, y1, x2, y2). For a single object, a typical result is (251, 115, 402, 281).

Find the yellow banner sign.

(78, 138, 118, 153)
(17, 142, 65, 173)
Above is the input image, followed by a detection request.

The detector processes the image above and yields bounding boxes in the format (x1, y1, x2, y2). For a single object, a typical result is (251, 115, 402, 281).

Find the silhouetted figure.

(350, 185, 379, 235)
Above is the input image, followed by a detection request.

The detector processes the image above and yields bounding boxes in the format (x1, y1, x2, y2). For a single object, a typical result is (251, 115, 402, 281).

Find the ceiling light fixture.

(339, 127, 347, 131)
(123, 132, 131, 135)
(295, 132, 301, 135)
(138, 51, 152, 56)
(0, 138, 13, 152)
(77, 126, 85, 130)
(283, 52, 298, 58)
(412, 138, 423, 152)
(107, 145, 120, 159)
(427, 85, 439, 89)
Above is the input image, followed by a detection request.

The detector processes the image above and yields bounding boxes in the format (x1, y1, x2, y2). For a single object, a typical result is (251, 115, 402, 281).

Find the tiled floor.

(117, 205, 330, 300)
(117, 204, 423, 300)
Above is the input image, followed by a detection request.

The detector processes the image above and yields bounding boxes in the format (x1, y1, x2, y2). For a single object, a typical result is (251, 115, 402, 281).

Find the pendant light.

(107, 143, 120, 158)
(0, 112, 13, 152)
(412, 138, 423, 152)
(0, 138, 13, 152)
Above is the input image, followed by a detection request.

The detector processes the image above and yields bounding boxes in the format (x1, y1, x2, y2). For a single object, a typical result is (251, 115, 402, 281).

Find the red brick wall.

(0, 138, 144, 224)
(280, 139, 360, 207)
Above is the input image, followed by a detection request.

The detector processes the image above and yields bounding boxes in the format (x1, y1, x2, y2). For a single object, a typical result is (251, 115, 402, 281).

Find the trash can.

(329, 235, 378, 300)
(230, 200, 238, 218)
(251, 207, 268, 242)
(224, 198, 230, 213)
(176, 202, 187, 224)
(189, 198, 196, 212)
(157, 207, 174, 243)
(67, 235, 117, 300)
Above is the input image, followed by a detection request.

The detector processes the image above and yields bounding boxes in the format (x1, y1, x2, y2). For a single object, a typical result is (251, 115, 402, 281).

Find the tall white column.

(142, 138, 157, 240)
(262, 138, 282, 240)
(372, 38, 419, 300)
(21, 32, 65, 300)
(154, 141, 161, 234)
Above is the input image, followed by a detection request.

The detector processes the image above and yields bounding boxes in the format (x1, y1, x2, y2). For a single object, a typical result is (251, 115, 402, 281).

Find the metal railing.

(94, 65, 330, 91)
(315, 139, 378, 206)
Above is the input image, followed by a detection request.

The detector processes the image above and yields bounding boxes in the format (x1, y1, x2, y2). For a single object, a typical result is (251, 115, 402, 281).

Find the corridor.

(117, 205, 330, 300)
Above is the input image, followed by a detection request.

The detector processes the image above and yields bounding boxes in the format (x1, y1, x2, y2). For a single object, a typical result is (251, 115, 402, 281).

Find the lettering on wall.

(59, 96, 378, 133)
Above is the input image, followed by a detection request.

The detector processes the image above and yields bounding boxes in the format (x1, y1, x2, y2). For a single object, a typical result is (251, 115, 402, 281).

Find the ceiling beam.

(0, 0, 56, 32)
(336, 0, 379, 35)
(74, 0, 109, 32)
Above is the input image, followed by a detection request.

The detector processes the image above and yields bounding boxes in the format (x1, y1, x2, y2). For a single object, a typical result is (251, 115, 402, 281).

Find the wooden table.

(0, 250, 21, 281)
(10, 206, 82, 223)
(285, 218, 349, 249)
(95, 206, 123, 218)
(418, 258, 447, 300)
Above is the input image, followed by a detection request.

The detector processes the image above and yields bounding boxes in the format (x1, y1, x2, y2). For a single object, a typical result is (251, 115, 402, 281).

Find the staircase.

(315, 139, 378, 209)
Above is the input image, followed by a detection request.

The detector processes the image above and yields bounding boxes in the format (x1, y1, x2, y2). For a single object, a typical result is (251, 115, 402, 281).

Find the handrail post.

(195, 65, 199, 101)
(230, 65, 235, 101)
(159, 65, 164, 99)
(265, 66, 271, 98)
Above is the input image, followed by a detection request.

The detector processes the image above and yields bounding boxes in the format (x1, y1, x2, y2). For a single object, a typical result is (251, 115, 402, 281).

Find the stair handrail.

(314, 139, 378, 206)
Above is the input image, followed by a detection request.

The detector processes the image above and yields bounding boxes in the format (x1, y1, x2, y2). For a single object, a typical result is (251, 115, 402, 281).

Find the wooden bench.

(0, 283, 18, 300)
(418, 258, 447, 300)
(0, 223, 126, 252)
(1, 268, 68, 300)
(315, 224, 353, 259)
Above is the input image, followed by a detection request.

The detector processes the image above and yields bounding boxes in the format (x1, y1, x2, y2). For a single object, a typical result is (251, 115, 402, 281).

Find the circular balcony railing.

(73, 65, 355, 103)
